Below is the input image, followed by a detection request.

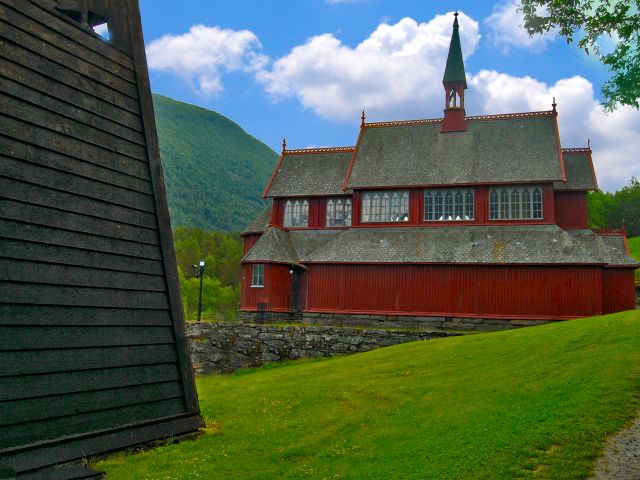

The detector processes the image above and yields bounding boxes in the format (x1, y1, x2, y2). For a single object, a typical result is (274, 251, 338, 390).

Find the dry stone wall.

(187, 322, 460, 374)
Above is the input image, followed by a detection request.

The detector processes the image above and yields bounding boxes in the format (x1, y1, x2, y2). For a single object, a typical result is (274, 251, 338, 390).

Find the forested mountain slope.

(153, 94, 277, 231)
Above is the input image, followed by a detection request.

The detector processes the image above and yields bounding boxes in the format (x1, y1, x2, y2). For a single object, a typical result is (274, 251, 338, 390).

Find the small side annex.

(240, 14, 638, 325)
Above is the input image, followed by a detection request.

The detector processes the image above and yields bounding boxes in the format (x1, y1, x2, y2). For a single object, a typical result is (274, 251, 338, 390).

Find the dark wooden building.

(0, 0, 202, 476)
(240, 14, 638, 323)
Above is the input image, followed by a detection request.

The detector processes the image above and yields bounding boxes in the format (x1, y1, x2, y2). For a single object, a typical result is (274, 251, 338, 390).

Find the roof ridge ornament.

(282, 137, 286, 153)
(552, 97, 557, 114)
(361, 110, 366, 127)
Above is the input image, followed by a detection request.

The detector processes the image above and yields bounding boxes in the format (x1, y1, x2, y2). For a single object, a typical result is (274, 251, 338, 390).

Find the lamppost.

(192, 260, 205, 322)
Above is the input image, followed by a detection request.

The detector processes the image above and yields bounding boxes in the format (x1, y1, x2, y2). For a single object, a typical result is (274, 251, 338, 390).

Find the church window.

(251, 264, 264, 287)
(424, 188, 474, 221)
(326, 197, 352, 226)
(361, 190, 409, 222)
(283, 199, 309, 227)
(489, 186, 543, 220)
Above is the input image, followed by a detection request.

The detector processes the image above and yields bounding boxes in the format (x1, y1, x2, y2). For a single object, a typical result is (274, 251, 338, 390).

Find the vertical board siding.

(306, 264, 603, 318)
(241, 264, 291, 311)
(243, 234, 262, 254)
(0, 0, 202, 470)
(554, 191, 588, 229)
(601, 268, 636, 313)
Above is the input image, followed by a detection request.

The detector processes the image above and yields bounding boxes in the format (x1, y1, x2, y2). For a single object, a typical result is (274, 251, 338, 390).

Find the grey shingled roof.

(554, 151, 597, 191)
(569, 230, 638, 267)
(242, 227, 299, 264)
(242, 225, 638, 266)
(242, 205, 272, 235)
(265, 150, 353, 197)
(347, 115, 563, 188)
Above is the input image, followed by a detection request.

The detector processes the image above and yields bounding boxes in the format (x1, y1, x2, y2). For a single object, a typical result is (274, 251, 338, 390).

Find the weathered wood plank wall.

(0, 0, 202, 474)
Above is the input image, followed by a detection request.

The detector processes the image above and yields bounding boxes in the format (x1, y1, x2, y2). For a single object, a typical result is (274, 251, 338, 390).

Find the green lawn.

(628, 236, 640, 285)
(95, 311, 640, 479)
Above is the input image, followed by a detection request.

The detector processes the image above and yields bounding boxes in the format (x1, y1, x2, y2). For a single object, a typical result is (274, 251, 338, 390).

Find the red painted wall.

(240, 264, 291, 311)
(555, 192, 588, 229)
(243, 234, 262, 254)
(601, 268, 637, 314)
(305, 264, 604, 319)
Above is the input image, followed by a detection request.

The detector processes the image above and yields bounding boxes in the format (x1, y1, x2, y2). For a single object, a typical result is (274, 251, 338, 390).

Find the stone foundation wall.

(238, 311, 556, 332)
(187, 322, 460, 374)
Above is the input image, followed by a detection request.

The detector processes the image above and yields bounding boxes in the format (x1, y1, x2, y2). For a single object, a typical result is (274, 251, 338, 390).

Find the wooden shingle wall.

(0, 0, 203, 474)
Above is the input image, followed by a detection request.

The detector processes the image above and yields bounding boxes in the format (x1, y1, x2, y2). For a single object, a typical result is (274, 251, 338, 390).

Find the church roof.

(442, 14, 467, 88)
(346, 112, 563, 189)
(242, 226, 299, 264)
(242, 225, 638, 267)
(241, 205, 272, 235)
(554, 149, 597, 191)
(264, 148, 354, 198)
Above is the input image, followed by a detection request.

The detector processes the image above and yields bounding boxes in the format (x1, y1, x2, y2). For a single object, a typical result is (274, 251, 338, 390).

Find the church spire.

(441, 12, 468, 133)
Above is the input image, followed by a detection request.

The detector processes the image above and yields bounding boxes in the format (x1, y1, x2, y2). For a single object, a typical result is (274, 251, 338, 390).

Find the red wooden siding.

(555, 191, 588, 229)
(240, 263, 291, 311)
(243, 234, 262, 254)
(601, 268, 636, 314)
(305, 264, 603, 319)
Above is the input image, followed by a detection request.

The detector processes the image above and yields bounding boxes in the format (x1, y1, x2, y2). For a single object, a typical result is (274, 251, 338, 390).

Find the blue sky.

(138, 0, 639, 191)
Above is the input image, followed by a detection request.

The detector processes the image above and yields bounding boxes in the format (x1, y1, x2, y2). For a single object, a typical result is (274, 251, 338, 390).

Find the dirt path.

(589, 416, 640, 479)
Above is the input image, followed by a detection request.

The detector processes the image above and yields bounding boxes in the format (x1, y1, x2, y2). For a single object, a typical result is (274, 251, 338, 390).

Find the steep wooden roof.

(555, 149, 598, 191)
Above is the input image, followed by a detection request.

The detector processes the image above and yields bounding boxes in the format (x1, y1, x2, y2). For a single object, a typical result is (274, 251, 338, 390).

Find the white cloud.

(485, 1, 555, 52)
(469, 71, 640, 191)
(146, 25, 267, 97)
(256, 13, 480, 122)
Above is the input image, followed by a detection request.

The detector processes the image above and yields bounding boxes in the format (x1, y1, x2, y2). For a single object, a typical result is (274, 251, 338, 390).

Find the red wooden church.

(240, 14, 638, 328)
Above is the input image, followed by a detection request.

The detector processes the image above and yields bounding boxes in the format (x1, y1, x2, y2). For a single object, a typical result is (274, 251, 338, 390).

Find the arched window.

(424, 191, 433, 221)
(454, 191, 463, 220)
(532, 188, 542, 218)
(372, 193, 381, 222)
(510, 189, 520, 219)
(500, 190, 510, 219)
(434, 191, 443, 220)
(326, 199, 335, 226)
(400, 192, 409, 221)
(489, 190, 499, 219)
(489, 186, 543, 220)
(522, 188, 531, 218)
(424, 188, 474, 221)
(465, 190, 474, 220)
(283, 199, 309, 227)
(362, 193, 371, 222)
(361, 190, 409, 222)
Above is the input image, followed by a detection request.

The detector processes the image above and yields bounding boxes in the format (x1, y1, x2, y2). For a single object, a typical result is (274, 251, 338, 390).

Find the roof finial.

(361, 110, 366, 127)
(552, 97, 557, 113)
(587, 138, 591, 149)
(282, 137, 286, 153)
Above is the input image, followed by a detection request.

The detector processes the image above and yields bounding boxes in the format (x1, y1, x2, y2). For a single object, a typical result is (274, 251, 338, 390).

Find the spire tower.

(441, 12, 468, 133)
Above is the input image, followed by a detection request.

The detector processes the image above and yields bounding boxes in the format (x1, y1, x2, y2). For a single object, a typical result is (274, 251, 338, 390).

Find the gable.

(555, 150, 597, 191)
(264, 148, 353, 198)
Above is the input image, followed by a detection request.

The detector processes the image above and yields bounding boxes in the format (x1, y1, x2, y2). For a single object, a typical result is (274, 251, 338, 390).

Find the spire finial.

(552, 97, 557, 113)
(587, 138, 591, 149)
(282, 137, 286, 153)
(361, 110, 366, 127)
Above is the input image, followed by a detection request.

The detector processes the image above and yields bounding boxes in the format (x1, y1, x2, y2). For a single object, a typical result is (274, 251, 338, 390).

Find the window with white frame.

(361, 190, 409, 223)
(283, 199, 309, 227)
(251, 264, 264, 287)
(424, 188, 474, 221)
(326, 197, 352, 226)
(489, 186, 543, 220)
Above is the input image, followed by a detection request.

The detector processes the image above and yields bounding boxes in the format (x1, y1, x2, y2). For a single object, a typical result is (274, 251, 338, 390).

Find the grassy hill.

(96, 311, 640, 479)
(153, 94, 278, 232)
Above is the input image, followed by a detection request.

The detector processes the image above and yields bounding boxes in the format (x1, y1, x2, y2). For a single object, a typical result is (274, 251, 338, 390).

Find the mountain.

(152, 94, 278, 232)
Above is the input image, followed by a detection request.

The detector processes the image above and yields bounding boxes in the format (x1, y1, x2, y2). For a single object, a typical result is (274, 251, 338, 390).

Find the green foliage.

(96, 311, 640, 478)
(521, 0, 640, 110)
(588, 177, 640, 236)
(173, 227, 243, 321)
(627, 236, 640, 285)
(153, 94, 278, 232)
